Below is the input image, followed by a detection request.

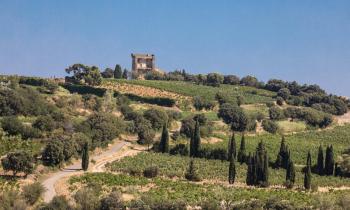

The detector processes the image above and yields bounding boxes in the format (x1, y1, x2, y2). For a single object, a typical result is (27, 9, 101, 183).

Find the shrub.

(169, 144, 189, 156)
(42, 141, 65, 166)
(22, 182, 45, 205)
(100, 191, 124, 210)
(277, 88, 291, 100)
(223, 75, 240, 85)
(262, 119, 279, 134)
(269, 106, 285, 120)
(74, 188, 100, 210)
(143, 108, 169, 130)
(143, 166, 159, 178)
(205, 73, 224, 87)
(185, 159, 201, 182)
(276, 96, 284, 106)
(1, 151, 34, 176)
(33, 115, 56, 132)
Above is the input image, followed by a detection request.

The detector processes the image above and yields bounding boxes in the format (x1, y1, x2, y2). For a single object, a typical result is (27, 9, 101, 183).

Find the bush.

(42, 141, 65, 166)
(1, 151, 34, 176)
(33, 115, 56, 132)
(37, 195, 73, 210)
(78, 112, 125, 148)
(22, 182, 45, 205)
(169, 144, 189, 156)
(143, 108, 169, 130)
(276, 96, 284, 106)
(269, 106, 285, 120)
(205, 73, 224, 87)
(262, 119, 279, 134)
(124, 93, 176, 107)
(143, 166, 159, 178)
(100, 191, 124, 210)
(223, 75, 240, 85)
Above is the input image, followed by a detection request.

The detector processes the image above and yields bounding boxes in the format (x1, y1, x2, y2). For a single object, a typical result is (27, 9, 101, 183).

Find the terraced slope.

(104, 79, 276, 104)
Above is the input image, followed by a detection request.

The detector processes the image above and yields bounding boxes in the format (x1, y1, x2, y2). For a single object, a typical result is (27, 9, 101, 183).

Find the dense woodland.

(0, 64, 350, 209)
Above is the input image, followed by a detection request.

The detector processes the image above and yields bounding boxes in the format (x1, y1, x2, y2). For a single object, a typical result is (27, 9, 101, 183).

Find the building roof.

(131, 53, 154, 58)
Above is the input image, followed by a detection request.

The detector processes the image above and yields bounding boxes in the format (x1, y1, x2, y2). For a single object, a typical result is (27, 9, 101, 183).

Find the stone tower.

(131, 53, 155, 76)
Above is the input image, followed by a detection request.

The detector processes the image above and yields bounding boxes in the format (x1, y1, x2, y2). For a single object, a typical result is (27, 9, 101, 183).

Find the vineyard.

(69, 172, 349, 207)
(108, 79, 276, 104)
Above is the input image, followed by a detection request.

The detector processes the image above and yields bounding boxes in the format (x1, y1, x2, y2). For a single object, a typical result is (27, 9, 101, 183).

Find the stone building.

(131, 53, 156, 76)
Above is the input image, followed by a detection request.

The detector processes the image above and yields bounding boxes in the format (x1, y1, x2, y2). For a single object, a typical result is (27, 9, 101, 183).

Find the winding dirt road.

(42, 141, 127, 203)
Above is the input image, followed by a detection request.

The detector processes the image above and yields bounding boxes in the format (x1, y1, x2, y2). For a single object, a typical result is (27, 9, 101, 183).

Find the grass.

(277, 120, 307, 133)
(70, 172, 350, 207)
(106, 79, 276, 104)
(108, 152, 350, 188)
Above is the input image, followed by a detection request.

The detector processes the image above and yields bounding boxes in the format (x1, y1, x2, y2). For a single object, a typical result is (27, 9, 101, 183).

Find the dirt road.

(42, 141, 127, 203)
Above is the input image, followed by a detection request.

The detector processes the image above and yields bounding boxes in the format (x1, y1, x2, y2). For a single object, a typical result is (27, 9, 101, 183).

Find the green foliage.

(262, 119, 279, 134)
(227, 133, 236, 161)
(317, 145, 324, 175)
(42, 141, 65, 166)
(114, 64, 123, 79)
(304, 152, 312, 190)
(185, 159, 201, 182)
(37, 195, 73, 210)
(193, 96, 215, 111)
(101, 68, 114, 78)
(246, 141, 269, 187)
(74, 187, 100, 210)
(269, 106, 285, 120)
(240, 75, 260, 87)
(33, 115, 56, 132)
(65, 63, 102, 86)
(223, 75, 240, 85)
(1, 151, 34, 176)
(169, 144, 189, 156)
(143, 108, 169, 130)
(205, 73, 224, 87)
(217, 103, 248, 132)
(124, 93, 176, 107)
(143, 166, 159, 178)
(159, 124, 169, 153)
(228, 156, 236, 184)
(100, 191, 124, 210)
(277, 88, 291, 100)
(82, 142, 89, 171)
(190, 120, 201, 157)
(237, 135, 246, 164)
(62, 83, 107, 97)
(325, 145, 335, 176)
(275, 136, 290, 169)
(114, 79, 275, 105)
(79, 112, 125, 148)
(21, 182, 45, 205)
(286, 161, 296, 188)
(122, 69, 128, 79)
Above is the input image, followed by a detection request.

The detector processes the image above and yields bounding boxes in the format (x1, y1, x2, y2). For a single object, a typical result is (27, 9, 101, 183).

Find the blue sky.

(1, 0, 350, 96)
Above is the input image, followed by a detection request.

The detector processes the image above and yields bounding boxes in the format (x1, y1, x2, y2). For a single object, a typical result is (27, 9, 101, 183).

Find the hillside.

(0, 74, 349, 209)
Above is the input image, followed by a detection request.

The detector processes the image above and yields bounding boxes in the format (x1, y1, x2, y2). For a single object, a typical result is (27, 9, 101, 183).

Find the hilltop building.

(131, 53, 163, 79)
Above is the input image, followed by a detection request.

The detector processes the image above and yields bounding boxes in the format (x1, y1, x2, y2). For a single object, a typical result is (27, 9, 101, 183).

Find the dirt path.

(42, 140, 128, 203)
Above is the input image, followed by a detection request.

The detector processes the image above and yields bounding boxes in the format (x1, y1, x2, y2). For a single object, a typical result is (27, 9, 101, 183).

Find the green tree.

(228, 156, 236, 184)
(286, 161, 296, 187)
(122, 69, 128, 79)
(304, 151, 312, 190)
(237, 134, 247, 164)
(42, 141, 65, 166)
(81, 142, 89, 171)
(317, 145, 324, 175)
(114, 64, 123, 79)
(275, 136, 290, 169)
(190, 120, 201, 157)
(143, 108, 169, 130)
(65, 64, 102, 86)
(185, 159, 201, 181)
(1, 151, 34, 176)
(227, 133, 236, 161)
(205, 73, 224, 87)
(325, 145, 335, 176)
(277, 88, 291, 100)
(217, 103, 248, 133)
(246, 153, 255, 186)
(101, 68, 114, 78)
(159, 123, 169, 153)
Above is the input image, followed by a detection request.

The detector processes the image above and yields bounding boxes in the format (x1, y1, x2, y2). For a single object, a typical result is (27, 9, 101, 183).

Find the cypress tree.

(246, 153, 254, 186)
(262, 151, 269, 186)
(304, 151, 312, 190)
(237, 134, 246, 164)
(185, 159, 201, 181)
(275, 136, 289, 168)
(286, 160, 296, 186)
(227, 133, 236, 161)
(325, 145, 334, 176)
(317, 145, 324, 175)
(81, 142, 89, 171)
(192, 120, 201, 157)
(228, 156, 236, 184)
(122, 69, 128, 79)
(190, 133, 195, 157)
(114, 64, 122, 79)
(159, 123, 169, 153)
